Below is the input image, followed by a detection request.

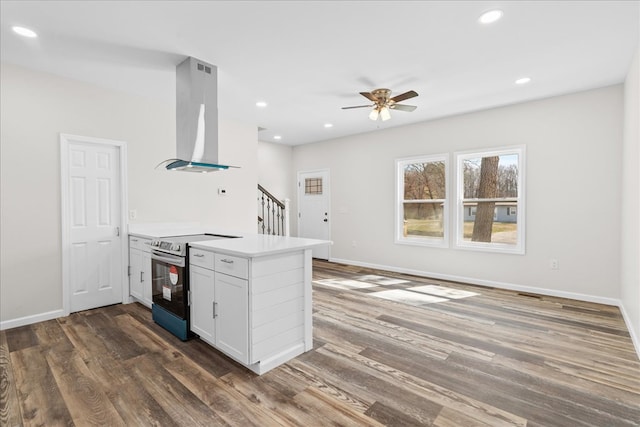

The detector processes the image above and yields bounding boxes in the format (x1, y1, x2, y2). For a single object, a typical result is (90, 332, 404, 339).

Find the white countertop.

(190, 234, 330, 257)
(128, 223, 330, 257)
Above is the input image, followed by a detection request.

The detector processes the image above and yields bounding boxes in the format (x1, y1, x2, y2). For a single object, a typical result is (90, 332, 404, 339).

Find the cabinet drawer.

(215, 254, 248, 279)
(129, 236, 151, 252)
(190, 248, 215, 270)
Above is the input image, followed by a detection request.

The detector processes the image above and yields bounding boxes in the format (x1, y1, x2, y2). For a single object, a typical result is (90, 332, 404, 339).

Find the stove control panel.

(151, 240, 178, 250)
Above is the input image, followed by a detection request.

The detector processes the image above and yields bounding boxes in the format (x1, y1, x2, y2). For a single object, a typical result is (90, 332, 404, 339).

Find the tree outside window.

(396, 155, 448, 247)
(456, 146, 525, 254)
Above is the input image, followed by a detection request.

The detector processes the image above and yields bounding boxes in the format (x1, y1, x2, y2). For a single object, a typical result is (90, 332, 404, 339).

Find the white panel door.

(68, 142, 123, 312)
(297, 170, 330, 259)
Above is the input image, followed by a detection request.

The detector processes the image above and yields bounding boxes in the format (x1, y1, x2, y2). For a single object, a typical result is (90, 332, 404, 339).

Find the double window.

(396, 146, 525, 254)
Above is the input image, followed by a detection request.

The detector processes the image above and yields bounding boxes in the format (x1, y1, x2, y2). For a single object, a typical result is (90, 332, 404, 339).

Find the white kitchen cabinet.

(129, 236, 152, 308)
(189, 244, 314, 375)
(189, 249, 249, 364)
(214, 272, 249, 363)
(189, 264, 216, 343)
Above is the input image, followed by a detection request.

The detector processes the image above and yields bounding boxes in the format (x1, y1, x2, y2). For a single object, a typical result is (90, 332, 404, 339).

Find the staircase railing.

(258, 184, 290, 236)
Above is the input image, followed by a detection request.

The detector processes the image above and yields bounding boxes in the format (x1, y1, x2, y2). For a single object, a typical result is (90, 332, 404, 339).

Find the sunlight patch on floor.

(370, 289, 449, 305)
(314, 278, 378, 290)
(409, 285, 479, 299)
(355, 275, 410, 286)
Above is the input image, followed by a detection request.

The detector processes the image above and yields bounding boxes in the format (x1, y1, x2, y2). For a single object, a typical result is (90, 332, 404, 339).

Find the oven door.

(151, 250, 187, 319)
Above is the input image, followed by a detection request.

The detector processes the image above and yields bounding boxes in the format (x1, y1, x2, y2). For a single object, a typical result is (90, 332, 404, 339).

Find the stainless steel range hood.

(161, 57, 237, 173)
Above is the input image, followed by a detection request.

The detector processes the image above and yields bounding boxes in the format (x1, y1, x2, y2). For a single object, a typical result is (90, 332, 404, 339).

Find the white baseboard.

(0, 309, 65, 331)
(329, 257, 621, 306)
(618, 303, 640, 360)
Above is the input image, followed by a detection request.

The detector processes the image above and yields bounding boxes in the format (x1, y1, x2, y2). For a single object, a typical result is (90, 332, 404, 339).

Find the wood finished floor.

(1, 260, 639, 426)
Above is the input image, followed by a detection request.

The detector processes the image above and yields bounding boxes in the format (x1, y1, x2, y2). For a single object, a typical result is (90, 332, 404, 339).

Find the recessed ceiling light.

(324, 123, 333, 128)
(273, 135, 282, 140)
(515, 77, 532, 85)
(12, 26, 38, 38)
(478, 10, 503, 24)
(256, 101, 267, 108)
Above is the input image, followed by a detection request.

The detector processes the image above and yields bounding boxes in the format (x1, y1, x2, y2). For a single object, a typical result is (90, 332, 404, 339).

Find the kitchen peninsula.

(128, 224, 330, 375)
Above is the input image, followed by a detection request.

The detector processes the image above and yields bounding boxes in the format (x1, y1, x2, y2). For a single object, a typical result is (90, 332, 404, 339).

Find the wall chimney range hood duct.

(161, 57, 237, 173)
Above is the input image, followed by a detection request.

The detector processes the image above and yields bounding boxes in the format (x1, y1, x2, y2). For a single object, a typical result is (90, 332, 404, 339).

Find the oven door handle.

(151, 251, 186, 267)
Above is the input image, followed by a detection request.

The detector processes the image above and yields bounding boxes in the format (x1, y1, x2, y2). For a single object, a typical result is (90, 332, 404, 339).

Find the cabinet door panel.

(141, 251, 152, 307)
(129, 248, 143, 300)
(214, 272, 248, 364)
(190, 265, 215, 344)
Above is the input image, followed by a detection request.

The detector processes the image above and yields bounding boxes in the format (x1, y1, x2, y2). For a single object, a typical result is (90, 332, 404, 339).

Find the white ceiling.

(1, 1, 638, 146)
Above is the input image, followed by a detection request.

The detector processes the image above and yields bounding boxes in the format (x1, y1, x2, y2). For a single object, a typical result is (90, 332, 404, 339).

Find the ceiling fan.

(342, 88, 419, 121)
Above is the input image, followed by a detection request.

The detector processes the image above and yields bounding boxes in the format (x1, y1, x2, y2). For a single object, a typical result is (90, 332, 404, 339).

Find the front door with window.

(297, 170, 330, 259)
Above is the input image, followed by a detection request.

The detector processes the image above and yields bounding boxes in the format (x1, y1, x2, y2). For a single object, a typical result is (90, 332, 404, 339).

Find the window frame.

(395, 154, 449, 248)
(454, 145, 526, 254)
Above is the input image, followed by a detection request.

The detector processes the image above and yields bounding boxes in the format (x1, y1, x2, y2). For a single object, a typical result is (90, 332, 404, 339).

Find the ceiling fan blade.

(359, 92, 378, 102)
(390, 90, 418, 103)
(390, 104, 417, 112)
(342, 105, 373, 110)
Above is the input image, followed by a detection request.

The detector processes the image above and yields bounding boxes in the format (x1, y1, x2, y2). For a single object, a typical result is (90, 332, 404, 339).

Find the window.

(396, 155, 448, 247)
(455, 146, 525, 254)
(305, 178, 323, 195)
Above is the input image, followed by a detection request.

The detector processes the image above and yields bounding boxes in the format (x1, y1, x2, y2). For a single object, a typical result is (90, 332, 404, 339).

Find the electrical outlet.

(218, 187, 227, 196)
(549, 259, 559, 270)
(129, 209, 137, 220)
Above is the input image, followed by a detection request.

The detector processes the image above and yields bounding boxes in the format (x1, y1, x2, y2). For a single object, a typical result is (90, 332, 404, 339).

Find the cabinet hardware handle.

(132, 238, 138, 242)
(213, 301, 218, 318)
(221, 259, 234, 264)
(194, 254, 204, 258)
(140, 271, 144, 282)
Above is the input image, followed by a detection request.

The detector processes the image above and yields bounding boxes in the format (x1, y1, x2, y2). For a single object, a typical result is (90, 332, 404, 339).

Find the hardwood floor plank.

(433, 406, 498, 427)
(297, 346, 444, 425)
(0, 331, 22, 427)
(364, 400, 427, 427)
(4, 325, 38, 353)
(73, 317, 179, 426)
(359, 344, 622, 427)
(82, 311, 147, 360)
(293, 385, 385, 426)
(446, 351, 640, 426)
(378, 313, 545, 365)
(10, 346, 74, 426)
(317, 342, 527, 427)
(222, 368, 332, 426)
(165, 356, 284, 426)
(131, 354, 229, 426)
(46, 348, 126, 426)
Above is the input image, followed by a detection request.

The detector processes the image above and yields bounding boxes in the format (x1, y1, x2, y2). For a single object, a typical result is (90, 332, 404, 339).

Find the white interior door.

(62, 135, 125, 313)
(297, 170, 330, 259)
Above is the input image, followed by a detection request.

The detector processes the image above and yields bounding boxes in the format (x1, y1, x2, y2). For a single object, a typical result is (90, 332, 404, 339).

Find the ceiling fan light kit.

(343, 88, 418, 121)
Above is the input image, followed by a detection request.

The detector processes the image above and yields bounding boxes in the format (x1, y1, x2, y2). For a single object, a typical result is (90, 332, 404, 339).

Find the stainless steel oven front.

(151, 250, 187, 316)
(150, 249, 190, 340)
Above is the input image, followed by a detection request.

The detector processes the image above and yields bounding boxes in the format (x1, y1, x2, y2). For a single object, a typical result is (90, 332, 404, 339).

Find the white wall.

(292, 86, 624, 302)
(0, 63, 257, 324)
(257, 141, 293, 202)
(621, 46, 640, 353)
